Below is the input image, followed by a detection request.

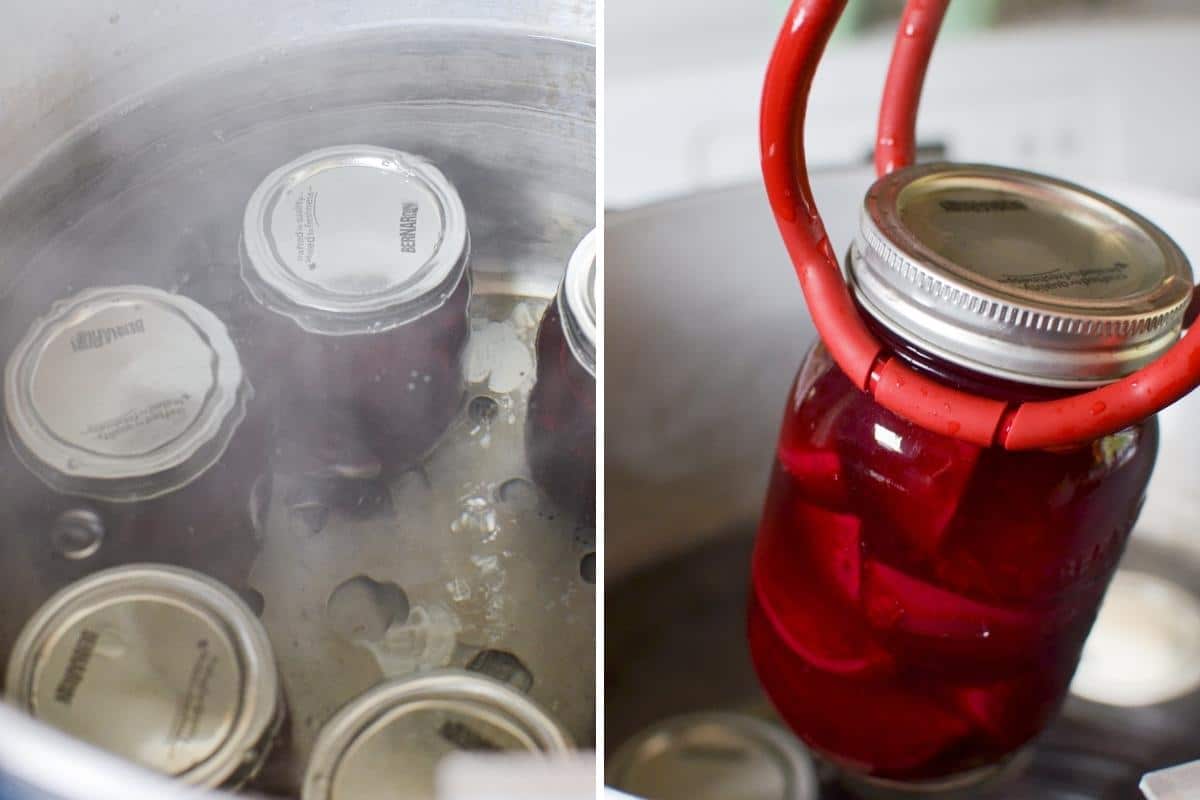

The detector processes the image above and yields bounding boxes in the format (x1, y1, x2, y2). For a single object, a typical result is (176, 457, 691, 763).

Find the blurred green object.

(830, 0, 873, 41)
(941, 0, 1002, 34)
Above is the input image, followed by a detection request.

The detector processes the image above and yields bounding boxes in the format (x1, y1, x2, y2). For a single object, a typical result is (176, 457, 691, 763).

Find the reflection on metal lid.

(5, 565, 282, 789)
(1071, 569, 1200, 707)
(606, 713, 818, 800)
(560, 228, 597, 376)
(4, 286, 247, 501)
(852, 163, 1193, 387)
(303, 670, 572, 800)
(241, 145, 470, 335)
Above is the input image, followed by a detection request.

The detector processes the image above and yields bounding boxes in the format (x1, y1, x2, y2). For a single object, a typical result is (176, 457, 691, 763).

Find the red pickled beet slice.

(863, 561, 1045, 644)
(951, 673, 1064, 751)
(778, 446, 848, 507)
(843, 423, 980, 555)
(751, 573, 892, 677)
(749, 601, 970, 775)
(791, 498, 863, 602)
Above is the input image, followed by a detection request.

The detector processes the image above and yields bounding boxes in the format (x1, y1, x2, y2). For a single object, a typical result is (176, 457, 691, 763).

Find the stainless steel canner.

(0, 3, 596, 798)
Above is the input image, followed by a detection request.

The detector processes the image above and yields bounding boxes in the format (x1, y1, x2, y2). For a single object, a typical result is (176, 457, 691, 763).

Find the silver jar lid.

(850, 163, 1193, 387)
(302, 670, 572, 800)
(4, 286, 249, 501)
(240, 145, 470, 336)
(559, 228, 597, 377)
(607, 713, 818, 800)
(5, 564, 282, 789)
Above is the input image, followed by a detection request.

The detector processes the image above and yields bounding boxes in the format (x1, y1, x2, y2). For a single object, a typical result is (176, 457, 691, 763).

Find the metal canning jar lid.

(302, 670, 573, 800)
(4, 286, 249, 501)
(850, 163, 1194, 388)
(240, 144, 470, 336)
(5, 564, 282, 789)
(606, 712, 818, 800)
(559, 228, 597, 377)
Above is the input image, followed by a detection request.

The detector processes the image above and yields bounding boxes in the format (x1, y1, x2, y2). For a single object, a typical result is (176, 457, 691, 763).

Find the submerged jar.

(302, 670, 571, 800)
(527, 229, 597, 520)
(1, 286, 269, 594)
(749, 164, 1193, 790)
(6, 564, 283, 789)
(240, 145, 471, 476)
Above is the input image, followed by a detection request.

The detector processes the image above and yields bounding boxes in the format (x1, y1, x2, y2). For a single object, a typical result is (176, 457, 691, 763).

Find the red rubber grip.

(761, 0, 882, 389)
(875, 0, 949, 176)
(872, 359, 1007, 447)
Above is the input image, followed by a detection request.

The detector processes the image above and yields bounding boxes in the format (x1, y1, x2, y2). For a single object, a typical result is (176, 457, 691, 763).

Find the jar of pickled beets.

(0, 286, 269, 605)
(527, 229, 597, 521)
(749, 164, 1194, 793)
(240, 145, 471, 477)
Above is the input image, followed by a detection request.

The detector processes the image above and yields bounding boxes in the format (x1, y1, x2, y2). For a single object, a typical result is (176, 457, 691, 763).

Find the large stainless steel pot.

(0, 3, 595, 798)
(606, 171, 1200, 797)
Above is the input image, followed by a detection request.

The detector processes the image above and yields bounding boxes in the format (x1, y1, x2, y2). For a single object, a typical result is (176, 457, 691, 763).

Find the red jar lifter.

(762, 0, 1200, 449)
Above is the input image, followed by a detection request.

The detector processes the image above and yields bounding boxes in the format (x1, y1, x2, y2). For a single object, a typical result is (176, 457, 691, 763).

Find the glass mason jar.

(748, 164, 1193, 790)
(6, 565, 283, 789)
(239, 145, 471, 481)
(1, 286, 269, 597)
(302, 670, 571, 800)
(527, 229, 597, 521)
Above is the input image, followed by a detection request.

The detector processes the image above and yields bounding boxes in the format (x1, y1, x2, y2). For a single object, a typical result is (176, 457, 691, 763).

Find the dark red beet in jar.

(1, 286, 269, 615)
(528, 230, 597, 521)
(239, 145, 471, 479)
(749, 164, 1193, 788)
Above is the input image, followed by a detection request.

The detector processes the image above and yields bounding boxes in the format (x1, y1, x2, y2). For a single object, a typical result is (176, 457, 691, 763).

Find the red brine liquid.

(748, 344, 1157, 782)
(527, 302, 596, 521)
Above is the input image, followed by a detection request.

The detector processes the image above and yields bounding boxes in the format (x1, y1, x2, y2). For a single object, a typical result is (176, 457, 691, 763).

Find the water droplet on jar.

(93, 630, 128, 660)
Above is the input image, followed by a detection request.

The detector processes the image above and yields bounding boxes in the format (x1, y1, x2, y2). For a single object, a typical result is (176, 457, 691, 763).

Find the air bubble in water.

(50, 509, 104, 560)
(451, 494, 498, 540)
(361, 603, 460, 675)
(447, 577, 472, 602)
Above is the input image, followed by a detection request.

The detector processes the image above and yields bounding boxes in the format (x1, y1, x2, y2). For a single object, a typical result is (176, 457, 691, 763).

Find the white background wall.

(607, 0, 1200, 208)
